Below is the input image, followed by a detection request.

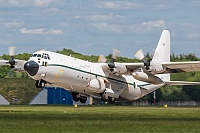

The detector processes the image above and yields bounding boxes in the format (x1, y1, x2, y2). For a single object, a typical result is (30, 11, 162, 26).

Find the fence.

(122, 101, 200, 106)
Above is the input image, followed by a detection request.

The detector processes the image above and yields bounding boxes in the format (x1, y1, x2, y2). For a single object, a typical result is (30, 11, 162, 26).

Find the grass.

(0, 78, 40, 104)
(0, 106, 199, 133)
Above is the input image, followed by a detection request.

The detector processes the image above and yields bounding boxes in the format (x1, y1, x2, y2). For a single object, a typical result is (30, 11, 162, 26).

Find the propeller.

(134, 49, 152, 70)
(98, 49, 120, 72)
(8, 46, 16, 68)
(134, 49, 145, 60)
(98, 55, 107, 63)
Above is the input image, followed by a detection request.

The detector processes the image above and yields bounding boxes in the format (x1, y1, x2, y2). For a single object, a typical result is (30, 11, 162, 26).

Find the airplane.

(1, 30, 200, 104)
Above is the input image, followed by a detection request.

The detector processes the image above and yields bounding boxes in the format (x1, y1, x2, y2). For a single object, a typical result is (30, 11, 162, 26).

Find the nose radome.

(24, 60, 39, 76)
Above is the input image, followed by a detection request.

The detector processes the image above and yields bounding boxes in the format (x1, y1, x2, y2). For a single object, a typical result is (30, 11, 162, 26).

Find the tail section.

(152, 30, 170, 82)
(152, 30, 170, 63)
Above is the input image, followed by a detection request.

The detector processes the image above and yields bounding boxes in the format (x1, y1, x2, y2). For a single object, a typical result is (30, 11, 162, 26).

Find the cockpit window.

(31, 53, 50, 60)
(37, 54, 41, 58)
(32, 54, 37, 57)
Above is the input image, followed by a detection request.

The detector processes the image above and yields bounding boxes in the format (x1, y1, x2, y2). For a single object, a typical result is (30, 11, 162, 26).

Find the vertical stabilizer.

(152, 30, 170, 81)
(152, 30, 170, 63)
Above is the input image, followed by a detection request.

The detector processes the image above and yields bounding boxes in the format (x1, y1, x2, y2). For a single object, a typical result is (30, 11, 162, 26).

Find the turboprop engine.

(87, 78, 106, 93)
(132, 72, 164, 85)
(109, 62, 127, 76)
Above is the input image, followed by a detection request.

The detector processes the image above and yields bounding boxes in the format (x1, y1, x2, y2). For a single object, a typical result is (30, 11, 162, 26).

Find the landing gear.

(72, 92, 87, 104)
(108, 97, 116, 104)
(101, 92, 108, 102)
(80, 96, 87, 103)
(72, 92, 80, 102)
(35, 79, 46, 88)
(101, 92, 116, 104)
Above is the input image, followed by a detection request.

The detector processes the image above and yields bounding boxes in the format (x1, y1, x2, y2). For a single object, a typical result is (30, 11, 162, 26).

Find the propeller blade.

(134, 49, 145, 60)
(149, 49, 155, 59)
(98, 55, 107, 63)
(8, 46, 16, 56)
(112, 49, 120, 62)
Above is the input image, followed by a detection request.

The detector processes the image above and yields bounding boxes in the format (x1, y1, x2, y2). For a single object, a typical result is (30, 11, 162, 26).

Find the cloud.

(187, 33, 200, 40)
(141, 20, 166, 31)
(92, 22, 122, 33)
(0, 19, 23, 29)
(34, 0, 54, 7)
(74, 16, 81, 19)
(86, 13, 124, 22)
(97, 1, 136, 9)
(0, 0, 64, 7)
(20, 28, 63, 35)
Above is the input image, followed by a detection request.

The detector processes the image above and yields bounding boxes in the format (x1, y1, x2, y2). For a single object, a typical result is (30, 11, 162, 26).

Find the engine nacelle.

(120, 76, 141, 101)
(110, 63, 127, 76)
(132, 72, 163, 84)
(87, 78, 106, 93)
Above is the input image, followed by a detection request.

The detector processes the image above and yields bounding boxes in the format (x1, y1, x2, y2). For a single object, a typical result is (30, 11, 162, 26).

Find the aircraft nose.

(24, 60, 39, 76)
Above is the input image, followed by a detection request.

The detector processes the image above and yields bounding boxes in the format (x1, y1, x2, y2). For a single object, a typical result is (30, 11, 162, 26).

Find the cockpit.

(30, 52, 51, 66)
(31, 53, 50, 60)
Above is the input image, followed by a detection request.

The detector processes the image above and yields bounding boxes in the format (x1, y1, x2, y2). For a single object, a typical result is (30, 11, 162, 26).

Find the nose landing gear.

(35, 79, 46, 88)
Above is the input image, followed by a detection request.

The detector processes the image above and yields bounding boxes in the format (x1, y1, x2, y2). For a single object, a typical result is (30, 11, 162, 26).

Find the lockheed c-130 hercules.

(1, 30, 200, 104)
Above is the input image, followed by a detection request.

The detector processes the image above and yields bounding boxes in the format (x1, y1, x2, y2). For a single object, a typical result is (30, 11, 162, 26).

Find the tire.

(72, 93, 80, 102)
(80, 96, 87, 103)
(101, 92, 108, 102)
(39, 80, 46, 88)
(108, 97, 115, 104)
(35, 80, 40, 88)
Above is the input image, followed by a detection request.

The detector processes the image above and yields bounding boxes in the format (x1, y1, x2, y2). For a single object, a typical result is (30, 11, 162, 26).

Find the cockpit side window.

(41, 53, 50, 60)
(47, 54, 50, 60)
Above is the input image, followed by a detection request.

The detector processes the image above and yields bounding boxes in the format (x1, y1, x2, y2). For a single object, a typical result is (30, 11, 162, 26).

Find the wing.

(99, 62, 144, 76)
(122, 62, 144, 70)
(99, 61, 200, 76)
(162, 61, 200, 73)
(0, 60, 10, 66)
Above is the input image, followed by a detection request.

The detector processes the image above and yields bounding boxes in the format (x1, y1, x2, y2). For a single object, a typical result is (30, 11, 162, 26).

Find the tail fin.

(152, 30, 170, 81)
(152, 30, 170, 63)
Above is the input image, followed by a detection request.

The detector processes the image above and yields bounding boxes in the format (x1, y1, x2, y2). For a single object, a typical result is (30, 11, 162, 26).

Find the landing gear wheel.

(72, 93, 80, 102)
(35, 80, 46, 88)
(35, 80, 40, 88)
(101, 92, 108, 102)
(108, 97, 115, 104)
(80, 96, 87, 103)
(39, 80, 46, 88)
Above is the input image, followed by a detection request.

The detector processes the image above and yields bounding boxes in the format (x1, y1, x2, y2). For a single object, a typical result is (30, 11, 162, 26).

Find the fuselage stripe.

(47, 64, 151, 87)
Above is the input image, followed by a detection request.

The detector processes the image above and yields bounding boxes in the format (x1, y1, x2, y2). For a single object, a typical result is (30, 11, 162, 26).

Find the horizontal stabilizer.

(165, 81, 200, 86)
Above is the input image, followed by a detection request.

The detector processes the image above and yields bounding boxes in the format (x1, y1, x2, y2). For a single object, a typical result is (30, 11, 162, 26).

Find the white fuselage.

(28, 51, 165, 101)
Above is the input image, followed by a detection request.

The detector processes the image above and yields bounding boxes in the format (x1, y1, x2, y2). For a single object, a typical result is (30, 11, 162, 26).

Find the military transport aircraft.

(1, 30, 200, 104)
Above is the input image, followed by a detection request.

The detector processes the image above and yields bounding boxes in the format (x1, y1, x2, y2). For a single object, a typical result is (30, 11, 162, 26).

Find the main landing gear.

(35, 79, 46, 88)
(72, 92, 87, 104)
(101, 92, 116, 104)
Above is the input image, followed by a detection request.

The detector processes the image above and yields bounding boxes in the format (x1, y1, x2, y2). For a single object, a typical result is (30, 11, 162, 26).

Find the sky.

(0, 0, 200, 58)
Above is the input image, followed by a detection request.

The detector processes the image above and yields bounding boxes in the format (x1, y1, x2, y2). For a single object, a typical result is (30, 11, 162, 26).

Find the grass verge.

(0, 106, 199, 133)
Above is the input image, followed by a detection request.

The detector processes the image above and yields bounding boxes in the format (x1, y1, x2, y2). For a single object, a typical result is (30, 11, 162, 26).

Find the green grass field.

(0, 106, 199, 133)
